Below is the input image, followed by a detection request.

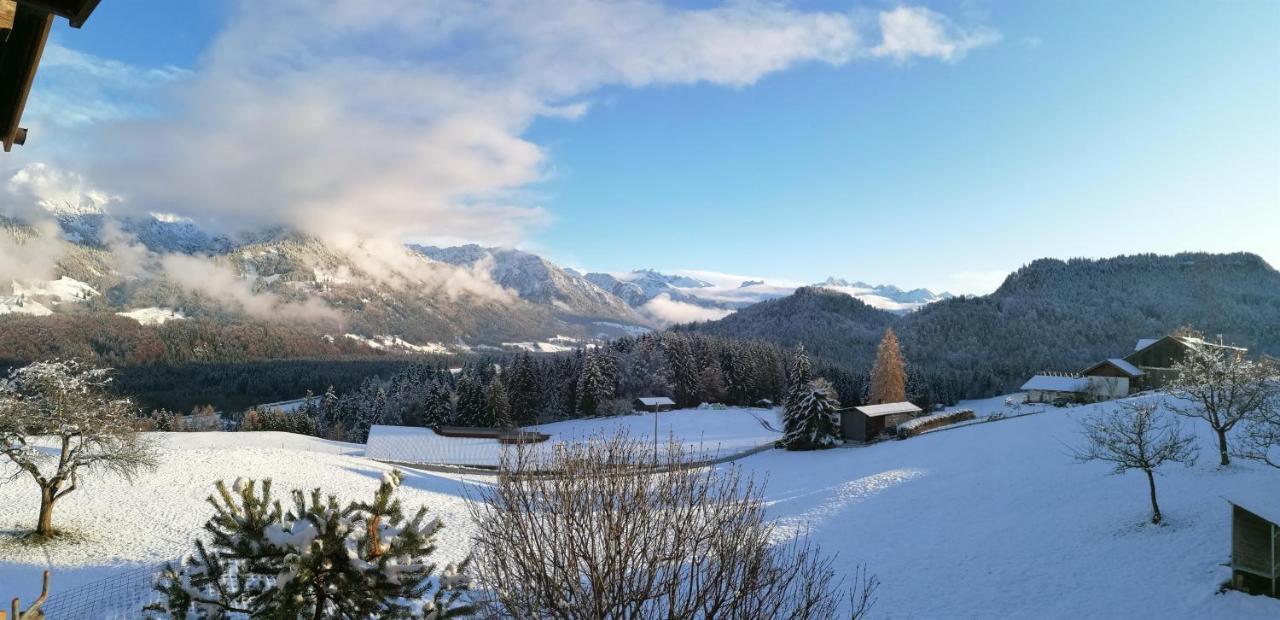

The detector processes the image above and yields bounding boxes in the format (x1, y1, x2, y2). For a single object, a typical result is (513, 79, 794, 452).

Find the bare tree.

(0, 360, 158, 538)
(1070, 400, 1198, 524)
(1236, 364, 1280, 467)
(1167, 344, 1273, 465)
(466, 433, 876, 619)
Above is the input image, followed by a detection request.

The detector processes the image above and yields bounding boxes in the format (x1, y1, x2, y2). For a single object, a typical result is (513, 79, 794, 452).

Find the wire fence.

(40, 563, 167, 620)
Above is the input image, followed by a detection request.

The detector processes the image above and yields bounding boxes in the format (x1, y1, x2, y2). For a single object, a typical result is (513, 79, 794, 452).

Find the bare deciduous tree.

(466, 433, 876, 619)
(1070, 400, 1198, 524)
(0, 360, 157, 537)
(1236, 364, 1280, 468)
(1167, 344, 1273, 466)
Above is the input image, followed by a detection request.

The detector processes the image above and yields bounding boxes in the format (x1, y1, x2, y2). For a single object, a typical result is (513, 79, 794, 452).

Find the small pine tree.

(782, 346, 813, 440)
(454, 372, 488, 427)
(487, 376, 512, 429)
(782, 378, 842, 451)
(576, 351, 612, 417)
(147, 471, 471, 618)
(869, 328, 907, 405)
(423, 381, 455, 427)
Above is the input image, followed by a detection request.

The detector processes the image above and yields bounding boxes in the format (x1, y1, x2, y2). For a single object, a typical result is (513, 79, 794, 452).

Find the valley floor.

(0, 396, 1277, 618)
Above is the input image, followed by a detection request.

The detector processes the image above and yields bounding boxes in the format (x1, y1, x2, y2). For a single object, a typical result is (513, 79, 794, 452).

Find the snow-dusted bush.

(146, 471, 470, 619)
(467, 433, 876, 619)
(897, 410, 977, 439)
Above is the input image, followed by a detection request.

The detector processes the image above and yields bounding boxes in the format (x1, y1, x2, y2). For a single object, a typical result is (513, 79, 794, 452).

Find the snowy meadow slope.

(750, 394, 1280, 618)
(1, 395, 1277, 618)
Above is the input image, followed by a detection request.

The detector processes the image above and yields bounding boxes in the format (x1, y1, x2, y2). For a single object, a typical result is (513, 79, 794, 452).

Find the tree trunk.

(1216, 428, 1231, 466)
(1144, 469, 1161, 525)
(36, 486, 56, 537)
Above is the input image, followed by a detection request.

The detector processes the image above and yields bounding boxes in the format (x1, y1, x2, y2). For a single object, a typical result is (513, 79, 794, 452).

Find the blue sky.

(12, 1, 1280, 294)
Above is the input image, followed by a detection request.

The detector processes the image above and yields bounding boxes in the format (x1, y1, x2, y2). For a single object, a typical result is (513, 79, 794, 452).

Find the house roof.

(853, 402, 922, 417)
(1227, 491, 1280, 526)
(1132, 335, 1247, 356)
(1133, 338, 1160, 352)
(1020, 375, 1088, 392)
(1082, 358, 1145, 378)
(635, 396, 675, 406)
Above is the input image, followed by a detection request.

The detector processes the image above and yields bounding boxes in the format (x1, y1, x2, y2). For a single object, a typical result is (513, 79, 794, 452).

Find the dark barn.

(840, 402, 922, 442)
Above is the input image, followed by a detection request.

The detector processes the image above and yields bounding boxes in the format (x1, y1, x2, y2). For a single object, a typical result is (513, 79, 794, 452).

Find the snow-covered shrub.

(896, 410, 977, 439)
(146, 471, 470, 619)
(467, 433, 876, 619)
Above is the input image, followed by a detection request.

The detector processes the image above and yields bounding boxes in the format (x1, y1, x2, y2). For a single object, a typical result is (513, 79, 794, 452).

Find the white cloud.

(872, 6, 999, 63)
(26, 44, 188, 128)
(5, 163, 116, 215)
(18, 2, 995, 249)
(641, 293, 735, 324)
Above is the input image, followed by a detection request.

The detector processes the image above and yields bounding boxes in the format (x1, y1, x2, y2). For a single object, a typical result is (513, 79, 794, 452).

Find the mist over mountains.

(681, 252, 1280, 397)
(0, 212, 951, 360)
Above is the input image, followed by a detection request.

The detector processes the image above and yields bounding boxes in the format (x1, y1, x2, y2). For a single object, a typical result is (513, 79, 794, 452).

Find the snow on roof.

(365, 425, 443, 463)
(1227, 490, 1280, 525)
(854, 402, 923, 417)
(1020, 375, 1089, 392)
(635, 396, 676, 406)
(1084, 358, 1145, 377)
(1133, 338, 1159, 352)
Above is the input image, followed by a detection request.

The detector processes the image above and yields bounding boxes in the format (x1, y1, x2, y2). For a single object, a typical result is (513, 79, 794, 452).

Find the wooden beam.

(19, 0, 100, 28)
(0, 3, 51, 151)
(0, 1, 17, 32)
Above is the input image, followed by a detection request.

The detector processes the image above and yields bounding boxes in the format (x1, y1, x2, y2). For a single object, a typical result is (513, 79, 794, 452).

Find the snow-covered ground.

(116, 307, 186, 325)
(0, 433, 476, 615)
(367, 407, 781, 467)
(1, 395, 1277, 617)
(752, 393, 1279, 618)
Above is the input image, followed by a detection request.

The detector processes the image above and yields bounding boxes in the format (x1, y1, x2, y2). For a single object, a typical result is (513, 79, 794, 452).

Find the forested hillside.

(682, 253, 1280, 398)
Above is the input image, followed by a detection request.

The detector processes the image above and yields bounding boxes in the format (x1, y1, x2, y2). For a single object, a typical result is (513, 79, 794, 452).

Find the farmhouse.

(1079, 358, 1144, 397)
(1228, 492, 1280, 599)
(840, 401, 922, 442)
(1123, 334, 1248, 389)
(634, 396, 675, 412)
(1020, 374, 1089, 404)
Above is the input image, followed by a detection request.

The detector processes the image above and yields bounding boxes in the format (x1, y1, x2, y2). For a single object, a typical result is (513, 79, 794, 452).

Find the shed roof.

(1020, 375, 1089, 392)
(1227, 491, 1280, 526)
(1082, 358, 1145, 377)
(853, 402, 922, 417)
(635, 396, 675, 406)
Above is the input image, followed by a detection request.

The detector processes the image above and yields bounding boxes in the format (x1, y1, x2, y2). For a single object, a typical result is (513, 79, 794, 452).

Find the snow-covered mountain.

(814, 277, 953, 313)
(580, 268, 951, 323)
(0, 208, 952, 357)
(0, 217, 654, 355)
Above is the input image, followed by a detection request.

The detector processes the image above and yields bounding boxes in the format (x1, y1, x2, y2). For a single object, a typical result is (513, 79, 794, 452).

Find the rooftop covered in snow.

(853, 402, 923, 417)
(1020, 375, 1089, 393)
(1082, 358, 1145, 378)
(635, 396, 676, 407)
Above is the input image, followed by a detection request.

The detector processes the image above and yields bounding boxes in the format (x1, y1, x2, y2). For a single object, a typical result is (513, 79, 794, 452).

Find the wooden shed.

(1228, 493, 1280, 598)
(840, 402, 922, 442)
(634, 396, 675, 412)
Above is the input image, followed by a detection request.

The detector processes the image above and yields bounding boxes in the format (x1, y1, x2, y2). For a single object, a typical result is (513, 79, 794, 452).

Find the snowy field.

(367, 407, 781, 467)
(1, 395, 1278, 617)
